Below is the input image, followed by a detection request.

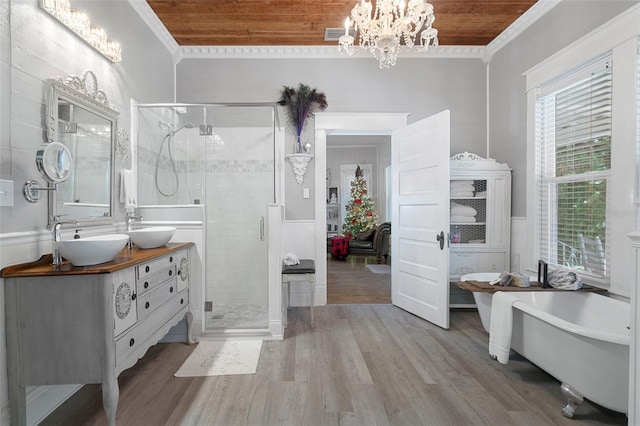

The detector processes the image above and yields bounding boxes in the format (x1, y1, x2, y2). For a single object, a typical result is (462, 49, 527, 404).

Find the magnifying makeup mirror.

(24, 142, 74, 203)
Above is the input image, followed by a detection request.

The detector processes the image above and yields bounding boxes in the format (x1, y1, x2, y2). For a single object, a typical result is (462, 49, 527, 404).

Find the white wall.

(488, 0, 638, 217)
(0, 0, 174, 423)
(176, 56, 488, 220)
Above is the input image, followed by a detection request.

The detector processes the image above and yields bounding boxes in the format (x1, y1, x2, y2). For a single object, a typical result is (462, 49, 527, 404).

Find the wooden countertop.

(456, 279, 606, 293)
(1, 242, 194, 278)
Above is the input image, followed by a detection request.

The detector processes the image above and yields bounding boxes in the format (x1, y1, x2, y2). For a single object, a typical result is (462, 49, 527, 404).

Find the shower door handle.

(260, 216, 265, 241)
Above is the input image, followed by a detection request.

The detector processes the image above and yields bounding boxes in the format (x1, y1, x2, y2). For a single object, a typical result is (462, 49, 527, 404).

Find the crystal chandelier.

(338, 0, 438, 69)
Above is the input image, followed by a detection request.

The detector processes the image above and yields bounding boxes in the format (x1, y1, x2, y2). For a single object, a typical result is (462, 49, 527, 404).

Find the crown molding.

(176, 45, 485, 62)
(484, 0, 561, 62)
(127, 0, 178, 56)
(130, 0, 557, 64)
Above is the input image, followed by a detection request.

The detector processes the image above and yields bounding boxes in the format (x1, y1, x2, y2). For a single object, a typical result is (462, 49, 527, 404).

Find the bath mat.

(367, 264, 391, 274)
(174, 340, 262, 377)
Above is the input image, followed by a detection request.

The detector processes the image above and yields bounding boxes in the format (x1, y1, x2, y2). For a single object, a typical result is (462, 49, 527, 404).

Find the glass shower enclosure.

(136, 103, 279, 333)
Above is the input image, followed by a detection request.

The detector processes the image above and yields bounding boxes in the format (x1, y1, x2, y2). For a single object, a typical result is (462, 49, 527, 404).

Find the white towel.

(450, 191, 474, 198)
(450, 180, 474, 187)
(283, 253, 300, 266)
(451, 203, 477, 217)
(475, 191, 487, 198)
(451, 215, 476, 223)
(120, 168, 138, 209)
(489, 292, 520, 364)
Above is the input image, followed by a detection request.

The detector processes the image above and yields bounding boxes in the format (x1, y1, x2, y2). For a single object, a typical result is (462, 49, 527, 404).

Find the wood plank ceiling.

(146, 0, 538, 47)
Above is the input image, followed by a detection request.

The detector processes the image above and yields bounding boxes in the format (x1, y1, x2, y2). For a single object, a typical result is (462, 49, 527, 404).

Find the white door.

(391, 110, 450, 329)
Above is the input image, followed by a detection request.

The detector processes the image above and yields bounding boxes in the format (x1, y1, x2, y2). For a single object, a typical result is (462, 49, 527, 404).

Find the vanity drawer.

(115, 288, 188, 366)
(137, 266, 176, 297)
(137, 254, 178, 281)
(137, 277, 178, 322)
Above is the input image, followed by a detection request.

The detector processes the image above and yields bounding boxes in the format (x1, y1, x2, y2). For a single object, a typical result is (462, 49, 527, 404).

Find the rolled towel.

(451, 215, 476, 223)
(283, 253, 300, 266)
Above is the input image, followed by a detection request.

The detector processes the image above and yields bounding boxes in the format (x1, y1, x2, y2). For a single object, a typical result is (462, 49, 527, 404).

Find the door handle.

(260, 216, 265, 241)
(436, 231, 445, 250)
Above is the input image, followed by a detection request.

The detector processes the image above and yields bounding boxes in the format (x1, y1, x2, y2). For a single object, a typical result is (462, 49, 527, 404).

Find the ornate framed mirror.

(46, 70, 119, 226)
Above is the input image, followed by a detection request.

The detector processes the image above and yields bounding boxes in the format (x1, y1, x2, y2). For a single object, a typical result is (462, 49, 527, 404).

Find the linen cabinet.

(449, 152, 512, 286)
(2, 243, 195, 426)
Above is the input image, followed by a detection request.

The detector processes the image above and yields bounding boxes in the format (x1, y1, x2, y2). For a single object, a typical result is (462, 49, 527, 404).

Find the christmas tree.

(343, 165, 379, 237)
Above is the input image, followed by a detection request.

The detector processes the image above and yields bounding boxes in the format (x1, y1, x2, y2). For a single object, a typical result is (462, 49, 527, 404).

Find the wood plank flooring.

(41, 306, 627, 426)
(327, 254, 391, 304)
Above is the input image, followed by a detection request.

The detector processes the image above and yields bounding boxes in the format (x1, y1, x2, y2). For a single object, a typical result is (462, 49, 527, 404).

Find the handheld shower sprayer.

(154, 121, 195, 197)
(157, 121, 195, 136)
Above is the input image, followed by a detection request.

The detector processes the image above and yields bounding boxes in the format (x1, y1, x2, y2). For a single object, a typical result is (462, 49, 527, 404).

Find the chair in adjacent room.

(348, 222, 391, 264)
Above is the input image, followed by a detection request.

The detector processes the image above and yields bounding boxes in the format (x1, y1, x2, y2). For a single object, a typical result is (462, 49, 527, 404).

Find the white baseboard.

(25, 385, 82, 426)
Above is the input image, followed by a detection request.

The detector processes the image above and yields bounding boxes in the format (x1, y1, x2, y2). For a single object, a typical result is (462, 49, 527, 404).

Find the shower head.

(173, 122, 195, 134)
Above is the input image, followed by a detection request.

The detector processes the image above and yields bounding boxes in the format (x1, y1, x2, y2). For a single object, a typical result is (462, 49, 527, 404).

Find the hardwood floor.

(42, 306, 626, 426)
(327, 254, 391, 304)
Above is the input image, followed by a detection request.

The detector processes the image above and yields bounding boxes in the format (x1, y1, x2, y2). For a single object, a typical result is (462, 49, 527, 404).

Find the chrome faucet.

(126, 211, 143, 248)
(51, 215, 79, 266)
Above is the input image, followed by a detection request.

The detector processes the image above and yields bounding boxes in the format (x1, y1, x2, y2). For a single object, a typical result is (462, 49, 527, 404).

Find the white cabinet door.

(391, 110, 450, 329)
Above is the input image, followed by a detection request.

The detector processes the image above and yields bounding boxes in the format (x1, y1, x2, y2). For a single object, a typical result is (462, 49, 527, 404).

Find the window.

(535, 57, 612, 282)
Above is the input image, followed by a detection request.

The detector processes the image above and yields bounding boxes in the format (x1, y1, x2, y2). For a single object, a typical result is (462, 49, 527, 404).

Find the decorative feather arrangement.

(278, 83, 328, 153)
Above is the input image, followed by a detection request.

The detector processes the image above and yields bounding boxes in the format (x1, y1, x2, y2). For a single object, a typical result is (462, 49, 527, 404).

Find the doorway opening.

(325, 134, 392, 304)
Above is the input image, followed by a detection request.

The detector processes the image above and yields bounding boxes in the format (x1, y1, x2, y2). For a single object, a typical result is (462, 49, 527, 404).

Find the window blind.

(535, 60, 612, 282)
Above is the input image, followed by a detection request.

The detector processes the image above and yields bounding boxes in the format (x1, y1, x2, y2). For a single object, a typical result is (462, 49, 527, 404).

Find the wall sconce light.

(40, 0, 122, 63)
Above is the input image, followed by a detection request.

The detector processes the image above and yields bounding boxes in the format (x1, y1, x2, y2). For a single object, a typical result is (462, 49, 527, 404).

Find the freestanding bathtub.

(463, 275, 630, 418)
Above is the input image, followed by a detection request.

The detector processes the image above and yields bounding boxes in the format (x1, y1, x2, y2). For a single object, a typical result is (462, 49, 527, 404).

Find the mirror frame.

(46, 70, 120, 227)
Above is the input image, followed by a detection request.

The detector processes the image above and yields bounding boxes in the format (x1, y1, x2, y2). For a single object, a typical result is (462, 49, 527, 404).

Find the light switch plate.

(0, 179, 14, 207)
(303, 188, 310, 199)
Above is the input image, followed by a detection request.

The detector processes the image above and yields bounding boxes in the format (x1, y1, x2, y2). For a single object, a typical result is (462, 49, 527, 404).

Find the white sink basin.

(127, 226, 176, 249)
(57, 234, 129, 266)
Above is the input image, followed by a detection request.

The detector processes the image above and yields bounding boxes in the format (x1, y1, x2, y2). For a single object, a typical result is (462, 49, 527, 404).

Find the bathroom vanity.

(1, 242, 195, 426)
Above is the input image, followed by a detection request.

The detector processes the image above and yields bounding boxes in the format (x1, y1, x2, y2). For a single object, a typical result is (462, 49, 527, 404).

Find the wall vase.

(296, 135, 303, 154)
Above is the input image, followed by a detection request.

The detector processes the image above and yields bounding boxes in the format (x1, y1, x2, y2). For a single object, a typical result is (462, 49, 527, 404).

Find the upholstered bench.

(282, 259, 315, 328)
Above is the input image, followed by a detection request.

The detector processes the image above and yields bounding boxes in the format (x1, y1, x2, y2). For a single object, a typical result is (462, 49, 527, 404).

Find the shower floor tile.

(205, 304, 268, 330)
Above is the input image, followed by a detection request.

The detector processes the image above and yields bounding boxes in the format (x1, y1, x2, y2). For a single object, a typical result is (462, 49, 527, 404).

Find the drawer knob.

(144, 281, 149, 289)
(170, 256, 174, 263)
(168, 270, 173, 276)
(180, 298, 184, 304)
(131, 293, 137, 301)
(170, 286, 174, 293)
(129, 338, 135, 347)
(145, 266, 150, 273)
(145, 301, 150, 309)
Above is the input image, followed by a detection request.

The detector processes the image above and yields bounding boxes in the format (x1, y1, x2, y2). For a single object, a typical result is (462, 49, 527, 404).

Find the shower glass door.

(204, 105, 275, 330)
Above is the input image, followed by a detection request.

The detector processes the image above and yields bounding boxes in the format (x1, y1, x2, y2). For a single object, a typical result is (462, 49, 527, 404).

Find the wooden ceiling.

(146, 0, 538, 46)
